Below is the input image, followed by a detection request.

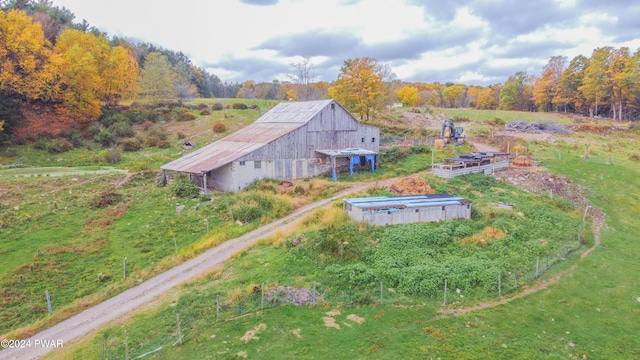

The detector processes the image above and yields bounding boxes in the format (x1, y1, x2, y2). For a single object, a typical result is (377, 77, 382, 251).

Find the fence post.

(443, 279, 448, 305)
(125, 334, 129, 360)
(216, 295, 219, 322)
(313, 281, 317, 305)
(498, 271, 502, 297)
(261, 283, 265, 310)
(380, 281, 384, 305)
(176, 313, 182, 346)
(123, 257, 127, 279)
(173, 235, 178, 252)
(45, 290, 52, 315)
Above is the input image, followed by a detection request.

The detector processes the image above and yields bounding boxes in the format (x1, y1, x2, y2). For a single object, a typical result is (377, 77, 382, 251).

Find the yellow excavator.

(440, 119, 465, 145)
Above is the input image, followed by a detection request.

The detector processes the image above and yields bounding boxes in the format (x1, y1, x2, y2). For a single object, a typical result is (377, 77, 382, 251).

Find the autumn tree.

(555, 55, 588, 114)
(0, 9, 51, 100)
(475, 86, 500, 110)
(580, 47, 613, 117)
(500, 71, 533, 111)
(533, 55, 566, 112)
(329, 57, 390, 120)
(137, 52, 179, 102)
(396, 86, 420, 106)
(443, 84, 467, 108)
(102, 46, 139, 106)
(44, 28, 110, 122)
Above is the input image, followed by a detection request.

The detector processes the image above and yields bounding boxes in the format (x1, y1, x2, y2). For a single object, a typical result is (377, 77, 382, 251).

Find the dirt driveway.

(0, 179, 396, 360)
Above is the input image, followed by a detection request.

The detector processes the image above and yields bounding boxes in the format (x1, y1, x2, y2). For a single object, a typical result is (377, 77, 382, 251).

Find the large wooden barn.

(343, 194, 472, 226)
(161, 99, 380, 192)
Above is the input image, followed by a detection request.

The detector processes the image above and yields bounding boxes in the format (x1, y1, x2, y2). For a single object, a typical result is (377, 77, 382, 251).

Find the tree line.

(3, 1, 640, 143)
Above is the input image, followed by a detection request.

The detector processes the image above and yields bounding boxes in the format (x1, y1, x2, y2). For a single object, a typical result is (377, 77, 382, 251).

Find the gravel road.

(0, 180, 392, 360)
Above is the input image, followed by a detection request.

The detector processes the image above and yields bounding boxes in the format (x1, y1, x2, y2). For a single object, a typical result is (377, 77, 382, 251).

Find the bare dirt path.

(0, 178, 397, 360)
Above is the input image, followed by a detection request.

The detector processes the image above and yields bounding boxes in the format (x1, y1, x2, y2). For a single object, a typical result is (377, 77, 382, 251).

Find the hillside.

(2, 104, 638, 358)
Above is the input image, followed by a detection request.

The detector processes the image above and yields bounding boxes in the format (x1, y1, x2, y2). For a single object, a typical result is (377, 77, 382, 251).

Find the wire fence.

(98, 236, 585, 359)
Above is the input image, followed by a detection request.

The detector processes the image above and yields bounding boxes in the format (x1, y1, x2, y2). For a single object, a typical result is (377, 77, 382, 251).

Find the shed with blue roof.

(343, 194, 471, 225)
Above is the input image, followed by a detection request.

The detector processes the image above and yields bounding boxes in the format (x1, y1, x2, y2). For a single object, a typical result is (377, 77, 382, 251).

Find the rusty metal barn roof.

(161, 100, 336, 174)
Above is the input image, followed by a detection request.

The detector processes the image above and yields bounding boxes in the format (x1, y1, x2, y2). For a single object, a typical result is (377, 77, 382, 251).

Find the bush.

(121, 137, 142, 152)
(144, 136, 159, 147)
(141, 120, 154, 131)
(179, 112, 196, 121)
(95, 129, 116, 147)
(90, 191, 123, 208)
(175, 131, 186, 139)
(104, 149, 122, 164)
(197, 103, 209, 110)
(47, 138, 74, 154)
(109, 121, 135, 137)
(61, 129, 84, 148)
(171, 175, 200, 198)
(213, 122, 227, 133)
(200, 109, 211, 116)
(249, 104, 260, 110)
(232, 103, 248, 110)
(157, 139, 170, 149)
(212, 103, 224, 111)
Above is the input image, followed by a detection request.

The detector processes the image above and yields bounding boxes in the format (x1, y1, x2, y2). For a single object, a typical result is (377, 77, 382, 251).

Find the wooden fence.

(431, 160, 510, 179)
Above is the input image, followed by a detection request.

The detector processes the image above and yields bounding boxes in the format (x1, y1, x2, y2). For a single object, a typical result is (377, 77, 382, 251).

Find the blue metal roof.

(344, 194, 470, 210)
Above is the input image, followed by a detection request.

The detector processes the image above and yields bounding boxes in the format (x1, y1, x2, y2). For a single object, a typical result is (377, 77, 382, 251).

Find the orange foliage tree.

(329, 57, 388, 120)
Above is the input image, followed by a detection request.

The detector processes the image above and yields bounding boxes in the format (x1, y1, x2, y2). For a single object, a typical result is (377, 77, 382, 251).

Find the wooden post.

(125, 334, 129, 360)
(498, 271, 502, 297)
(46, 290, 52, 315)
(216, 295, 220, 322)
(176, 313, 182, 346)
(443, 279, 448, 305)
(202, 173, 208, 194)
(123, 257, 127, 279)
(174, 235, 178, 252)
(380, 281, 384, 305)
(513, 273, 517, 289)
(313, 281, 316, 305)
(261, 283, 264, 310)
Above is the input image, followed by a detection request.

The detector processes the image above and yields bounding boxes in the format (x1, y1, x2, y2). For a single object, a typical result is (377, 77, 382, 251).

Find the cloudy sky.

(51, 0, 640, 86)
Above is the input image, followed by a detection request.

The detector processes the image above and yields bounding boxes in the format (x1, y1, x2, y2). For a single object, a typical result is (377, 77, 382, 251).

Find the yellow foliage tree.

(0, 9, 51, 99)
(396, 86, 420, 107)
(102, 46, 139, 106)
(329, 57, 386, 120)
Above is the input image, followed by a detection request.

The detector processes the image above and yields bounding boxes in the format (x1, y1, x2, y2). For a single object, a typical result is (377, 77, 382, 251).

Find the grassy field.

(2, 103, 639, 359)
(48, 139, 640, 359)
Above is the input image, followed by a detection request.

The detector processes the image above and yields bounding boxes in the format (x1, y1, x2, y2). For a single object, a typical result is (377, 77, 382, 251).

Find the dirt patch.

(265, 286, 322, 305)
(323, 317, 340, 329)
(326, 310, 341, 317)
(292, 328, 302, 338)
(389, 176, 434, 195)
(494, 168, 587, 205)
(511, 156, 533, 167)
(240, 323, 267, 343)
(347, 314, 365, 324)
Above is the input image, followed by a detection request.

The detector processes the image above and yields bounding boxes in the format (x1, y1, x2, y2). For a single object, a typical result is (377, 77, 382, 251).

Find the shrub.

(141, 120, 154, 131)
(212, 102, 224, 111)
(157, 139, 170, 149)
(629, 153, 640, 161)
(121, 137, 142, 152)
(171, 175, 200, 198)
(47, 138, 74, 153)
(179, 112, 196, 121)
(200, 109, 211, 115)
(104, 149, 122, 164)
(95, 129, 116, 147)
(232, 103, 248, 109)
(61, 129, 84, 148)
(109, 121, 135, 137)
(212, 122, 227, 133)
(175, 131, 186, 139)
(197, 103, 209, 110)
(249, 104, 260, 110)
(144, 136, 159, 147)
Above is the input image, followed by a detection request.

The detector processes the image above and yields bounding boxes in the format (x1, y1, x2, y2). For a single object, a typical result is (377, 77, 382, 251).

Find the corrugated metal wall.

(346, 204, 470, 226)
